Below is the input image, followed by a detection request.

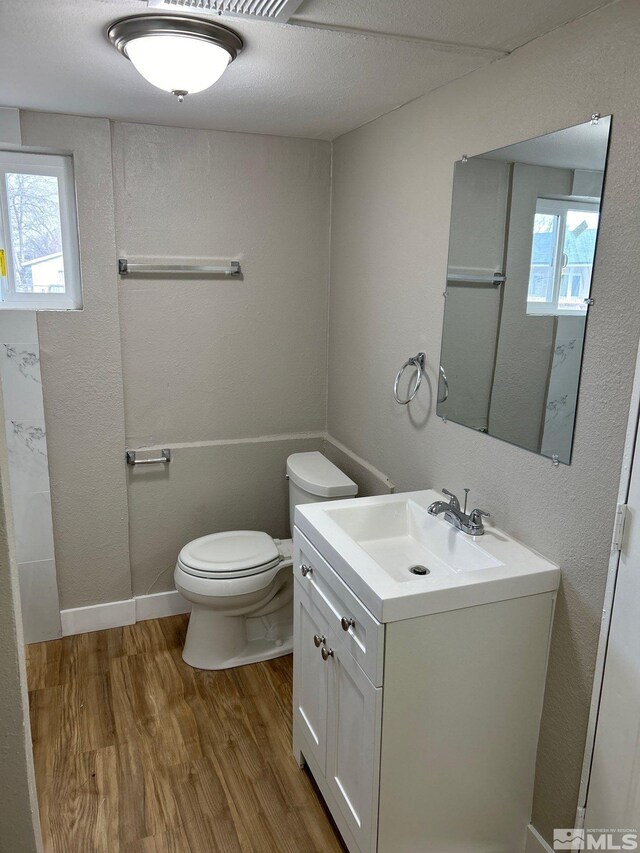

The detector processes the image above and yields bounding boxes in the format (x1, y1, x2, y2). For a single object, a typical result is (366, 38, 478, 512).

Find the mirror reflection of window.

(437, 115, 611, 464)
(527, 199, 600, 316)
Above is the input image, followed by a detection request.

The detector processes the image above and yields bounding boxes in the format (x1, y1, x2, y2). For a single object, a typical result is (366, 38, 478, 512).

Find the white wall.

(13, 115, 332, 608)
(327, 0, 640, 842)
(447, 157, 510, 277)
(112, 123, 330, 446)
(127, 435, 323, 595)
(0, 107, 20, 145)
(112, 122, 331, 594)
(440, 157, 509, 430)
(489, 163, 572, 452)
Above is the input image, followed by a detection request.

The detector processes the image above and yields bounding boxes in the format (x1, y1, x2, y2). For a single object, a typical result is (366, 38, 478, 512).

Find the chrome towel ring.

(394, 352, 426, 405)
(438, 365, 449, 403)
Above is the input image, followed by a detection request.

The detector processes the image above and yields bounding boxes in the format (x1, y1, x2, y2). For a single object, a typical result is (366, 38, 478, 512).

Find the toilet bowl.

(174, 452, 358, 670)
(175, 531, 294, 670)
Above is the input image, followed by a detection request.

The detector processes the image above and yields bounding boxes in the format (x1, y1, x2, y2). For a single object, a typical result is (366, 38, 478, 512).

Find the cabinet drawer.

(294, 530, 384, 687)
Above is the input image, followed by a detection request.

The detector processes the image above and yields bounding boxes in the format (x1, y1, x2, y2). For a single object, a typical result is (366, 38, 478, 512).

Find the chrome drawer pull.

(313, 634, 326, 648)
(321, 646, 334, 661)
(341, 616, 355, 632)
(301, 564, 312, 577)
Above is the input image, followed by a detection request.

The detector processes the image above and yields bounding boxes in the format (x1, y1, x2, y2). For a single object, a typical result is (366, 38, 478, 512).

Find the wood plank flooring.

(26, 615, 346, 853)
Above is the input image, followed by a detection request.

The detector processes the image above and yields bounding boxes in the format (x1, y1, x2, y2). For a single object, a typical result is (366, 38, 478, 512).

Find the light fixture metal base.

(107, 14, 243, 60)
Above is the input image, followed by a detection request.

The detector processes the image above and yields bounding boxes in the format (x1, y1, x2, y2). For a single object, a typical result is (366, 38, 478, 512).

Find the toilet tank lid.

(286, 452, 358, 498)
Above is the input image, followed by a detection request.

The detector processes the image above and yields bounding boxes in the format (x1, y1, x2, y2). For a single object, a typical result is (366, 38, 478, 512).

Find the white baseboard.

(135, 589, 191, 622)
(61, 598, 136, 636)
(526, 825, 554, 853)
(60, 590, 191, 637)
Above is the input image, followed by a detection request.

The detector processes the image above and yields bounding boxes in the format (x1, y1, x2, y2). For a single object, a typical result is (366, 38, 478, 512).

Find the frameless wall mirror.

(437, 115, 611, 464)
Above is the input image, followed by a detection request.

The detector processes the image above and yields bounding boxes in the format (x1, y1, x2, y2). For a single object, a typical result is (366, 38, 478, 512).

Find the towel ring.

(438, 365, 449, 404)
(394, 353, 426, 405)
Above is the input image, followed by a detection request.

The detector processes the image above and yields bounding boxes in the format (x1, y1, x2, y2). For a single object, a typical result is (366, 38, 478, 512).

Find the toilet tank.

(286, 451, 358, 534)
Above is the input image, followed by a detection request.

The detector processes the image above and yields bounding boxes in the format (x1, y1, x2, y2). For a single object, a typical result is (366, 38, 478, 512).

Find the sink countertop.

(295, 489, 560, 623)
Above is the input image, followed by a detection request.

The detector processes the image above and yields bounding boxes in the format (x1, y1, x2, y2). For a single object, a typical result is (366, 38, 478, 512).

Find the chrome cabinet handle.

(313, 634, 326, 648)
(301, 564, 312, 577)
(340, 616, 355, 632)
(321, 646, 334, 660)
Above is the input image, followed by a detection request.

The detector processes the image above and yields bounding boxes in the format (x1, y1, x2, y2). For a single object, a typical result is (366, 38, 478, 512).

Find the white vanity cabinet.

(292, 520, 558, 853)
(293, 536, 383, 853)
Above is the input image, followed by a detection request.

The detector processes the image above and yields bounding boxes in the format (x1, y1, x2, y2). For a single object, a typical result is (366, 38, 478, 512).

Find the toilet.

(174, 451, 358, 670)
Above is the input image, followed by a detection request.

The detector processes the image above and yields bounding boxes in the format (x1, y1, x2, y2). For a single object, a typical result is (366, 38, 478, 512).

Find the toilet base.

(181, 602, 293, 670)
(184, 633, 293, 671)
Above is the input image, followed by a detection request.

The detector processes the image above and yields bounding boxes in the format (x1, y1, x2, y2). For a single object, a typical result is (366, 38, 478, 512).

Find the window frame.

(526, 196, 599, 317)
(0, 150, 82, 311)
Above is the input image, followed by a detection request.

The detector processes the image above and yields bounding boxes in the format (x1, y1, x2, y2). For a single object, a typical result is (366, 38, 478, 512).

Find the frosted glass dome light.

(108, 15, 243, 101)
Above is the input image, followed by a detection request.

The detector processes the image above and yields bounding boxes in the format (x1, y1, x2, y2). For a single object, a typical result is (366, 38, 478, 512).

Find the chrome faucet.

(427, 488, 490, 536)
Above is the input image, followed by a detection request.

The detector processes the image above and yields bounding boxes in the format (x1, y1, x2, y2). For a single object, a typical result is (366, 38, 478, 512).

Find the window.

(0, 151, 82, 310)
(527, 197, 600, 316)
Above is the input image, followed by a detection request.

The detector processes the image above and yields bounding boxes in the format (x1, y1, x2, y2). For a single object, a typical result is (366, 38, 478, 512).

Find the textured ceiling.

(0, 0, 613, 139)
(291, 0, 612, 52)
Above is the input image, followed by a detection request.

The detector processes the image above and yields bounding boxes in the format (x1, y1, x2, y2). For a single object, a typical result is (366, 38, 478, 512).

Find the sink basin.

(295, 490, 560, 622)
(326, 498, 502, 582)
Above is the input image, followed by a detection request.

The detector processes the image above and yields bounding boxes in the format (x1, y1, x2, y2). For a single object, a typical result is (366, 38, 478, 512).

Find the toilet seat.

(178, 530, 283, 579)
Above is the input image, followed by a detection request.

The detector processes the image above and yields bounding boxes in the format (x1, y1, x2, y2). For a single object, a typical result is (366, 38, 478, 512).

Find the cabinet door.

(326, 644, 383, 853)
(293, 585, 330, 773)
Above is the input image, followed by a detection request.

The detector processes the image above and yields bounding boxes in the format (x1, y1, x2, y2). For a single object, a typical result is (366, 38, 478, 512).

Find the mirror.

(437, 115, 611, 464)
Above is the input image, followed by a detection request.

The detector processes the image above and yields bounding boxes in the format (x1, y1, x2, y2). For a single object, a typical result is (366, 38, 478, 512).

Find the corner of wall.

(324, 139, 335, 435)
(322, 434, 395, 496)
(0, 106, 21, 145)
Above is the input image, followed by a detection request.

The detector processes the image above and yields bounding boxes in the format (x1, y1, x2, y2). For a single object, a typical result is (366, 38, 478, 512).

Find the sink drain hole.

(409, 565, 430, 576)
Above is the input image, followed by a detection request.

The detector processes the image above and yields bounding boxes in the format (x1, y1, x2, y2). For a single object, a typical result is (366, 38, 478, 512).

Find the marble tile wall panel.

(0, 317, 60, 640)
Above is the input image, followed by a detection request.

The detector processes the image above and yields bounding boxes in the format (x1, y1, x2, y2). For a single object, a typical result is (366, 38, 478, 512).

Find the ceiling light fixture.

(107, 14, 243, 102)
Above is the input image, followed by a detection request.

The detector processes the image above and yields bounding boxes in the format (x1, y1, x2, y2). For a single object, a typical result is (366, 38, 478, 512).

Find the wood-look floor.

(26, 615, 346, 853)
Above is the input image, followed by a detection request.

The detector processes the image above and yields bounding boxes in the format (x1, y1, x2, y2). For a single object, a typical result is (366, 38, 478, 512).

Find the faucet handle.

(468, 508, 490, 530)
(442, 488, 460, 509)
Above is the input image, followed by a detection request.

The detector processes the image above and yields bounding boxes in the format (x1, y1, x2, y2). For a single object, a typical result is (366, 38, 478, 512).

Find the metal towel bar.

(126, 449, 171, 465)
(447, 273, 505, 284)
(118, 259, 241, 277)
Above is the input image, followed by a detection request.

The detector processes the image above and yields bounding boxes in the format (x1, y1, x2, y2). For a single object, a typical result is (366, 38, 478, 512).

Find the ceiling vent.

(147, 0, 305, 23)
